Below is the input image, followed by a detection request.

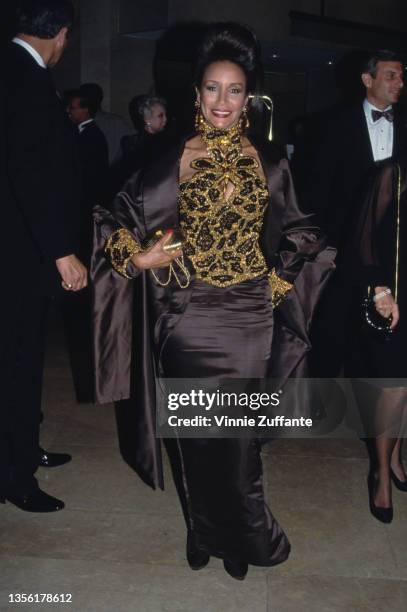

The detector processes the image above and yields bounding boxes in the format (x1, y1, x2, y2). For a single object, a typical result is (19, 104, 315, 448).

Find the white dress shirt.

(12, 37, 47, 69)
(363, 98, 393, 162)
(78, 119, 94, 133)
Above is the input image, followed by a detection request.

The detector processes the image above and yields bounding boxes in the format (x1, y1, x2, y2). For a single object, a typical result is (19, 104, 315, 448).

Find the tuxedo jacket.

(298, 102, 407, 258)
(0, 79, 34, 275)
(79, 121, 108, 207)
(2, 43, 82, 293)
(75, 121, 108, 263)
(91, 136, 336, 489)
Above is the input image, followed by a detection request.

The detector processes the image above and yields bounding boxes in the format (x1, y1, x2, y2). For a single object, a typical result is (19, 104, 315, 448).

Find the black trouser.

(0, 288, 49, 496)
(59, 286, 94, 403)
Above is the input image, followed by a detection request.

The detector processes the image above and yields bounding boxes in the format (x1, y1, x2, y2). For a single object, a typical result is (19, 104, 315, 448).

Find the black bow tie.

(371, 109, 394, 122)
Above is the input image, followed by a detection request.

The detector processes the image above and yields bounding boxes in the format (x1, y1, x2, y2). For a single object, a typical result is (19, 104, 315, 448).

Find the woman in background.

(110, 95, 172, 195)
(349, 157, 407, 524)
(125, 95, 169, 162)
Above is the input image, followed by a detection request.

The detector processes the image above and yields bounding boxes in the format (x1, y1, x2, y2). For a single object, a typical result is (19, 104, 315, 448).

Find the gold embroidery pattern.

(268, 268, 293, 307)
(105, 228, 142, 279)
(179, 121, 269, 287)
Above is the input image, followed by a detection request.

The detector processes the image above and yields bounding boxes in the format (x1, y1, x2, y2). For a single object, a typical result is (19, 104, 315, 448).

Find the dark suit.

(299, 103, 406, 253)
(295, 101, 407, 375)
(78, 120, 109, 213)
(0, 43, 81, 497)
(76, 120, 108, 262)
(60, 119, 108, 402)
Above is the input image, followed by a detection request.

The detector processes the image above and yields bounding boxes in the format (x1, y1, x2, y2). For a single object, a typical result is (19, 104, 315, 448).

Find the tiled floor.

(1, 311, 406, 611)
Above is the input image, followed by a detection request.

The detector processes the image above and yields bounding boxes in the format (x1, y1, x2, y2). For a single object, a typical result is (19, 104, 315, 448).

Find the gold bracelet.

(268, 268, 293, 307)
(105, 228, 143, 279)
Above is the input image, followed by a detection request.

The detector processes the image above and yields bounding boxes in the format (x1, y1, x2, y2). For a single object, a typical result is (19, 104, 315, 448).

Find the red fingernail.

(167, 229, 173, 236)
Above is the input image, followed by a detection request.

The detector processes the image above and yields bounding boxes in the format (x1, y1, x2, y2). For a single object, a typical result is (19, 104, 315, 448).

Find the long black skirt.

(158, 276, 290, 566)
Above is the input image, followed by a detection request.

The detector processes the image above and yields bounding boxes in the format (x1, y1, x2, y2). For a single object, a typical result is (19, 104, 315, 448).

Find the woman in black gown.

(123, 95, 170, 169)
(92, 23, 334, 579)
(349, 157, 407, 523)
(110, 95, 172, 196)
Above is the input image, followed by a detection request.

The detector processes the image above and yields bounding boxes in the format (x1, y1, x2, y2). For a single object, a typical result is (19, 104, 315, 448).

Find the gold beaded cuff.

(105, 228, 143, 279)
(268, 268, 293, 307)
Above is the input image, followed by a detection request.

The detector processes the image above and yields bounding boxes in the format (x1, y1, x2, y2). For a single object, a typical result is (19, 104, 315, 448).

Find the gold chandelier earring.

(241, 105, 250, 130)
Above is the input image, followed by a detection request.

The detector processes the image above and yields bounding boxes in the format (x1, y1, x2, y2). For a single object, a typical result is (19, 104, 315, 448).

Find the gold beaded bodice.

(179, 122, 269, 287)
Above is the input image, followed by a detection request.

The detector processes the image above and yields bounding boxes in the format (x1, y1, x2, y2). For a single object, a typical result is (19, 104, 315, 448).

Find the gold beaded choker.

(197, 116, 244, 166)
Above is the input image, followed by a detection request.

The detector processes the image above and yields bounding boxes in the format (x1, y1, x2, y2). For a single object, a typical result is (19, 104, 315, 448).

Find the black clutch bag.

(362, 287, 393, 341)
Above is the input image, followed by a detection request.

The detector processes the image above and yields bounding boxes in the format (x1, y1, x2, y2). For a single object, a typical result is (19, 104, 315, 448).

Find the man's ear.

(56, 26, 68, 47)
(361, 72, 373, 89)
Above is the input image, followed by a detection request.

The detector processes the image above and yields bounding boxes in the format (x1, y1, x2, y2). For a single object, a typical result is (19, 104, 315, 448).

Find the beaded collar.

(192, 115, 261, 200)
(197, 116, 243, 165)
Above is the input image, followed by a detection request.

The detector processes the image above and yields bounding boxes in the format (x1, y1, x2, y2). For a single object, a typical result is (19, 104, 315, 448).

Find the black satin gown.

(158, 275, 290, 566)
(91, 128, 332, 567)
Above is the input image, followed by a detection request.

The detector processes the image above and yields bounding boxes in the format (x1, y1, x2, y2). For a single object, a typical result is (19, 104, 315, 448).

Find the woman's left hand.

(374, 286, 400, 329)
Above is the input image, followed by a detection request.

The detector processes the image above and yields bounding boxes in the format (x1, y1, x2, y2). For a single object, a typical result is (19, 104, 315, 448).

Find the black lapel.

(355, 103, 375, 164)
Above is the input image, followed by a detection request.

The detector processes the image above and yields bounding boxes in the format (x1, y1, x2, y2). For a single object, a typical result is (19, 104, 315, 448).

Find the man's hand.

(56, 254, 88, 291)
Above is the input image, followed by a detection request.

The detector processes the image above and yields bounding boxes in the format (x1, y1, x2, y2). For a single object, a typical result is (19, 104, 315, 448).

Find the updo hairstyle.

(194, 22, 261, 94)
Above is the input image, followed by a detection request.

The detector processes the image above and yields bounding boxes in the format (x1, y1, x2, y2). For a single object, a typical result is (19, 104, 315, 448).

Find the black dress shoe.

(390, 469, 407, 492)
(39, 447, 72, 468)
(367, 473, 393, 524)
(5, 489, 65, 512)
(186, 532, 210, 570)
(223, 559, 249, 580)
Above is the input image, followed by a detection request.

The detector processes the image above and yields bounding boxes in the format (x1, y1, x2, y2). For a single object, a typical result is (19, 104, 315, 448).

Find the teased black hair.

(195, 22, 261, 93)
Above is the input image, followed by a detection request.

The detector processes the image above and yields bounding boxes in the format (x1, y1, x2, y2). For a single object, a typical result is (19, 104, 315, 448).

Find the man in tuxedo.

(79, 82, 133, 166)
(68, 90, 109, 218)
(59, 91, 109, 403)
(297, 50, 406, 376)
(0, 0, 87, 512)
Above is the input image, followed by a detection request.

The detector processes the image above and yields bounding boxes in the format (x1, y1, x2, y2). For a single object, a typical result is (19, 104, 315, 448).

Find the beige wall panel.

(80, 0, 112, 108)
(110, 37, 156, 119)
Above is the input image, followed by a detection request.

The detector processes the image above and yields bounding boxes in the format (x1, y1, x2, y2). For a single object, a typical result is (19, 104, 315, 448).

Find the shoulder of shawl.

(142, 136, 190, 189)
